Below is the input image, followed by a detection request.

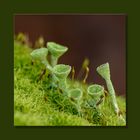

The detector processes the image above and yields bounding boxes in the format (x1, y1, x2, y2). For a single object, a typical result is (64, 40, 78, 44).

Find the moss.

(14, 40, 126, 126)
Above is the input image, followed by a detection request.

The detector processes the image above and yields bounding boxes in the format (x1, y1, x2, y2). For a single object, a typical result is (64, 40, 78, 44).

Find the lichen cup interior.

(87, 84, 104, 98)
(68, 88, 83, 101)
(53, 64, 71, 79)
(96, 62, 110, 80)
(30, 48, 48, 64)
(47, 42, 68, 58)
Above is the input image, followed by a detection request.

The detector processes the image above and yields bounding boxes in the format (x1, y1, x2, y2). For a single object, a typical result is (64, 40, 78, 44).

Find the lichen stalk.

(50, 55, 58, 67)
(106, 78, 119, 114)
(96, 63, 120, 115)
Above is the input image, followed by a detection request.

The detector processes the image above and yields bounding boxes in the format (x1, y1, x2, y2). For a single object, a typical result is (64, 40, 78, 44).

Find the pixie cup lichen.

(30, 48, 48, 64)
(53, 64, 71, 91)
(68, 88, 83, 115)
(87, 84, 104, 106)
(30, 48, 52, 71)
(47, 42, 68, 67)
(96, 63, 119, 115)
(68, 88, 83, 101)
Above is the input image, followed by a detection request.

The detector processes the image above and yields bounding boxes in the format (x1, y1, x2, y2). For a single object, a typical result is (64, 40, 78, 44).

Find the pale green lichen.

(30, 47, 51, 69)
(53, 64, 71, 91)
(26, 38, 125, 126)
(68, 88, 83, 116)
(30, 45, 122, 116)
(14, 33, 126, 126)
(96, 63, 119, 115)
(47, 42, 68, 67)
(87, 84, 104, 106)
(68, 88, 83, 101)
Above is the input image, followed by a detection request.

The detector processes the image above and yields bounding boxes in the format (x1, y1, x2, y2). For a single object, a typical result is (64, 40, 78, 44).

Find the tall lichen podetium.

(47, 42, 68, 67)
(53, 64, 71, 92)
(96, 63, 120, 115)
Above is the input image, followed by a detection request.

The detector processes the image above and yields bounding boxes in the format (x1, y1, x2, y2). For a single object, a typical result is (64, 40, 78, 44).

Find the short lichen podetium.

(53, 64, 71, 92)
(47, 42, 68, 67)
(68, 88, 83, 101)
(87, 84, 104, 107)
(30, 48, 52, 71)
(68, 88, 83, 115)
(96, 63, 119, 115)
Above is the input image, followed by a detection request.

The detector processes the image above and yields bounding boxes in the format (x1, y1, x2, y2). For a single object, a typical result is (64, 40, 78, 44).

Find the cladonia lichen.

(29, 41, 125, 124)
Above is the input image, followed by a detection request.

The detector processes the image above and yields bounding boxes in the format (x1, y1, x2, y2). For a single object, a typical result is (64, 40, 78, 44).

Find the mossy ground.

(14, 41, 126, 126)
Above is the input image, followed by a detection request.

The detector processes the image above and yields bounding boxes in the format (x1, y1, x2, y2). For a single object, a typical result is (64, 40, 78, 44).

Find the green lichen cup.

(87, 84, 104, 105)
(47, 42, 68, 66)
(96, 62, 110, 80)
(68, 88, 83, 102)
(53, 64, 71, 79)
(53, 64, 71, 90)
(88, 84, 104, 97)
(30, 48, 48, 65)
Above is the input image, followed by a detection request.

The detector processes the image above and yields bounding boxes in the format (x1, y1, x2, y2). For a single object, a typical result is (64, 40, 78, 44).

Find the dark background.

(14, 15, 126, 96)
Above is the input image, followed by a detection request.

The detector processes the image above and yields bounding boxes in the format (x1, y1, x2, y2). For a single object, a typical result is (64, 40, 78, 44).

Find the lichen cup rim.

(68, 88, 83, 101)
(97, 62, 109, 70)
(47, 42, 68, 58)
(87, 84, 104, 97)
(53, 64, 71, 78)
(96, 62, 110, 79)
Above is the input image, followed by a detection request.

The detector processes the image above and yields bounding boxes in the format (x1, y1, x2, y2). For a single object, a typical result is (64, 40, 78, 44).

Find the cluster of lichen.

(14, 33, 126, 126)
(30, 40, 125, 123)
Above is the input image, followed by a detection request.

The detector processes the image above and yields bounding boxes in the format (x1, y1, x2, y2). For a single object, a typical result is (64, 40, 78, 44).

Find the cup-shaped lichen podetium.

(68, 88, 83, 102)
(68, 88, 83, 115)
(96, 63, 119, 115)
(30, 48, 52, 71)
(53, 64, 71, 91)
(87, 84, 104, 106)
(47, 42, 68, 67)
(30, 48, 48, 64)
